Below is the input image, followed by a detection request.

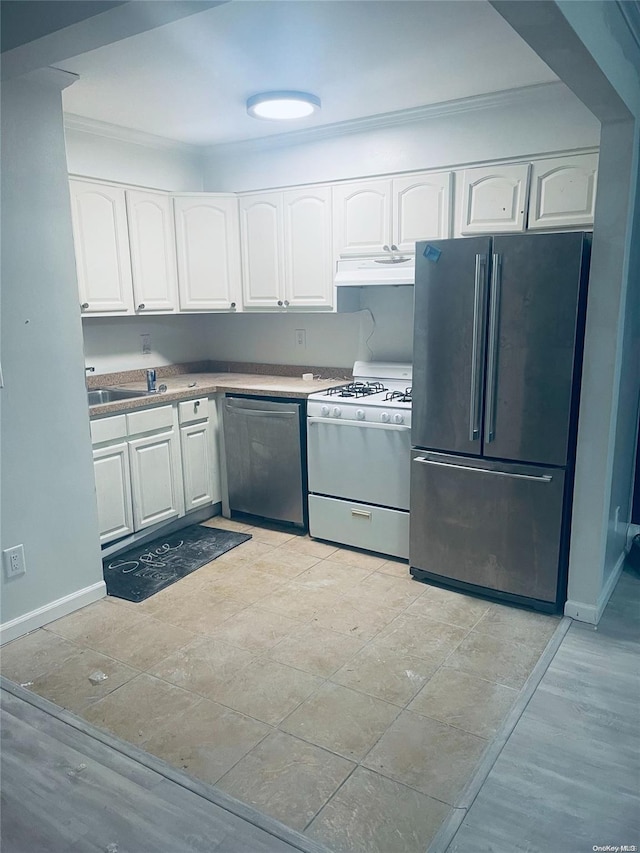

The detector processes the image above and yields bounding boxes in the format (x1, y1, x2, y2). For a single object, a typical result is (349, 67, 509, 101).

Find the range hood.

(335, 256, 415, 287)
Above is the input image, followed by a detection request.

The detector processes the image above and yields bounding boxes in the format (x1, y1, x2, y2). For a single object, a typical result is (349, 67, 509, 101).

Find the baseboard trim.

(0, 581, 106, 645)
(564, 547, 627, 625)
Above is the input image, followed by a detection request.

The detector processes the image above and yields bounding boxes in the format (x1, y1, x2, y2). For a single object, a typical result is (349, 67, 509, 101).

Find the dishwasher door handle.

(224, 403, 296, 418)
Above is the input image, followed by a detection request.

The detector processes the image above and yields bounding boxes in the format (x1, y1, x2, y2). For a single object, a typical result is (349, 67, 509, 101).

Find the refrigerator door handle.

(469, 253, 488, 442)
(485, 252, 501, 442)
(413, 457, 553, 483)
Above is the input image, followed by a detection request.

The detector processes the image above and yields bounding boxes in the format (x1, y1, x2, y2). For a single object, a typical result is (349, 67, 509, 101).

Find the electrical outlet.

(141, 333, 151, 355)
(295, 329, 306, 348)
(3, 544, 26, 579)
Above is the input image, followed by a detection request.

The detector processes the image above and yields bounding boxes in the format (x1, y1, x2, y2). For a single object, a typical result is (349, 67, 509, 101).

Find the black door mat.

(103, 525, 252, 603)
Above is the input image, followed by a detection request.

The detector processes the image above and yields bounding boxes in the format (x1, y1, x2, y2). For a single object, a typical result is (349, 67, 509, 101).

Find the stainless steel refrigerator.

(410, 232, 591, 611)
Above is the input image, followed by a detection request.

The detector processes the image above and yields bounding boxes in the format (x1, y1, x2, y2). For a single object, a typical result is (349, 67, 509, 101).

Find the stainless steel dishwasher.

(222, 396, 307, 528)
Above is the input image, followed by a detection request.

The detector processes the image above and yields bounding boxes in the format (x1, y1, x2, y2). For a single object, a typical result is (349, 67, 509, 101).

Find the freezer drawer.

(410, 451, 565, 603)
(309, 494, 409, 560)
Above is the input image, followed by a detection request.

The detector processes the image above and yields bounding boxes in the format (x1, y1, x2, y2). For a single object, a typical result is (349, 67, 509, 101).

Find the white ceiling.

(58, 0, 559, 147)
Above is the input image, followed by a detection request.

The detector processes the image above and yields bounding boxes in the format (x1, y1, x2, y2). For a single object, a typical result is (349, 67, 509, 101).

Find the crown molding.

(63, 113, 200, 154)
(202, 81, 567, 156)
(64, 81, 567, 156)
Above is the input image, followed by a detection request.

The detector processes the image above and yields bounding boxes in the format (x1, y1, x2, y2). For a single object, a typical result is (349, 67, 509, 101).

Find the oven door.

(307, 416, 411, 510)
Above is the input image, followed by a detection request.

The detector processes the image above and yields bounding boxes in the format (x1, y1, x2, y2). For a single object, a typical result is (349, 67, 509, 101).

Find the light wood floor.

(437, 564, 640, 853)
(0, 679, 331, 853)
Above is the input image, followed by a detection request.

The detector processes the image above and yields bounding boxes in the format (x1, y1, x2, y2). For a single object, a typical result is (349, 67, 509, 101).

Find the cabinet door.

(528, 154, 598, 230)
(180, 421, 214, 511)
(393, 172, 452, 252)
(128, 429, 184, 530)
(126, 189, 178, 312)
(93, 442, 134, 545)
(283, 186, 333, 308)
(460, 164, 530, 235)
(240, 193, 284, 307)
(174, 195, 241, 311)
(69, 180, 134, 314)
(332, 179, 392, 256)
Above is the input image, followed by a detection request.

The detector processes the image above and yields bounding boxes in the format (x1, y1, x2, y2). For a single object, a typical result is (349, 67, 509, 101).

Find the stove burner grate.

(325, 381, 388, 399)
(384, 388, 412, 403)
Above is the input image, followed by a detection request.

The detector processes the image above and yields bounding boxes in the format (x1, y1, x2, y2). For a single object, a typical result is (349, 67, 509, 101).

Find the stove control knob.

(393, 413, 404, 424)
(332, 406, 342, 418)
(380, 411, 390, 423)
(321, 405, 330, 416)
(356, 409, 365, 420)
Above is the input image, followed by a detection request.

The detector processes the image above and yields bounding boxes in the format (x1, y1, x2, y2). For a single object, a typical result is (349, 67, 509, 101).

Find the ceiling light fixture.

(246, 91, 321, 121)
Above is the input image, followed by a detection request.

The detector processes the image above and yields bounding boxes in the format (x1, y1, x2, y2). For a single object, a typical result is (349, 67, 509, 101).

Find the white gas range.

(307, 362, 412, 560)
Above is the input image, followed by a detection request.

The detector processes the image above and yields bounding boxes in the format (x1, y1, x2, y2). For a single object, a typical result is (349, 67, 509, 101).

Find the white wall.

(202, 83, 600, 192)
(64, 125, 203, 191)
(1, 69, 105, 639)
(201, 310, 363, 370)
(82, 314, 211, 375)
(199, 286, 414, 370)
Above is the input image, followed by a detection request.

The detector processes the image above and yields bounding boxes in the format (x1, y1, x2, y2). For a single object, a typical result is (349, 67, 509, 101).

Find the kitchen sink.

(87, 388, 153, 405)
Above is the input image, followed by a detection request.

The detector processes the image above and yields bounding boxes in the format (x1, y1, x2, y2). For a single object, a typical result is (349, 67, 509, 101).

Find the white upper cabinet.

(333, 179, 392, 256)
(173, 195, 241, 311)
(239, 187, 333, 310)
(240, 193, 284, 308)
(528, 153, 598, 230)
(283, 186, 333, 309)
(460, 164, 530, 235)
(392, 172, 452, 251)
(126, 189, 178, 312)
(70, 179, 134, 315)
(333, 174, 451, 256)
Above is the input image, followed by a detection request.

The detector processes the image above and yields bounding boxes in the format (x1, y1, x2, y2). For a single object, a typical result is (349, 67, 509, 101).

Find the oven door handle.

(308, 416, 410, 432)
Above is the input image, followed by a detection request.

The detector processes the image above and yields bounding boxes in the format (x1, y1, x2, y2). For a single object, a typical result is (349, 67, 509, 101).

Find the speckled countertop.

(88, 361, 351, 417)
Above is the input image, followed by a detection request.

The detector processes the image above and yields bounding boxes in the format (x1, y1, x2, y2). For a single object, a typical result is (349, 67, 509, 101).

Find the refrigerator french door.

(410, 232, 590, 610)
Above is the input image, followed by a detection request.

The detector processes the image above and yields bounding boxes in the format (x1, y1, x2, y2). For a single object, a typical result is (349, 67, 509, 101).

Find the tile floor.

(0, 517, 561, 853)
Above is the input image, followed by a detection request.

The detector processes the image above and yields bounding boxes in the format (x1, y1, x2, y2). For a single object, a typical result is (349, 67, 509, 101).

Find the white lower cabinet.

(181, 423, 214, 510)
(92, 442, 134, 545)
(91, 398, 219, 545)
(129, 429, 183, 531)
(178, 397, 219, 511)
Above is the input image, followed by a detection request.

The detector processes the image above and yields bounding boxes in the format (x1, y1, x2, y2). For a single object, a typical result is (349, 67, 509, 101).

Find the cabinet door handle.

(81, 303, 89, 310)
(230, 302, 236, 308)
(277, 300, 283, 306)
(137, 303, 145, 310)
(194, 401, 200, 408)
(283, 300, 289, 307)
